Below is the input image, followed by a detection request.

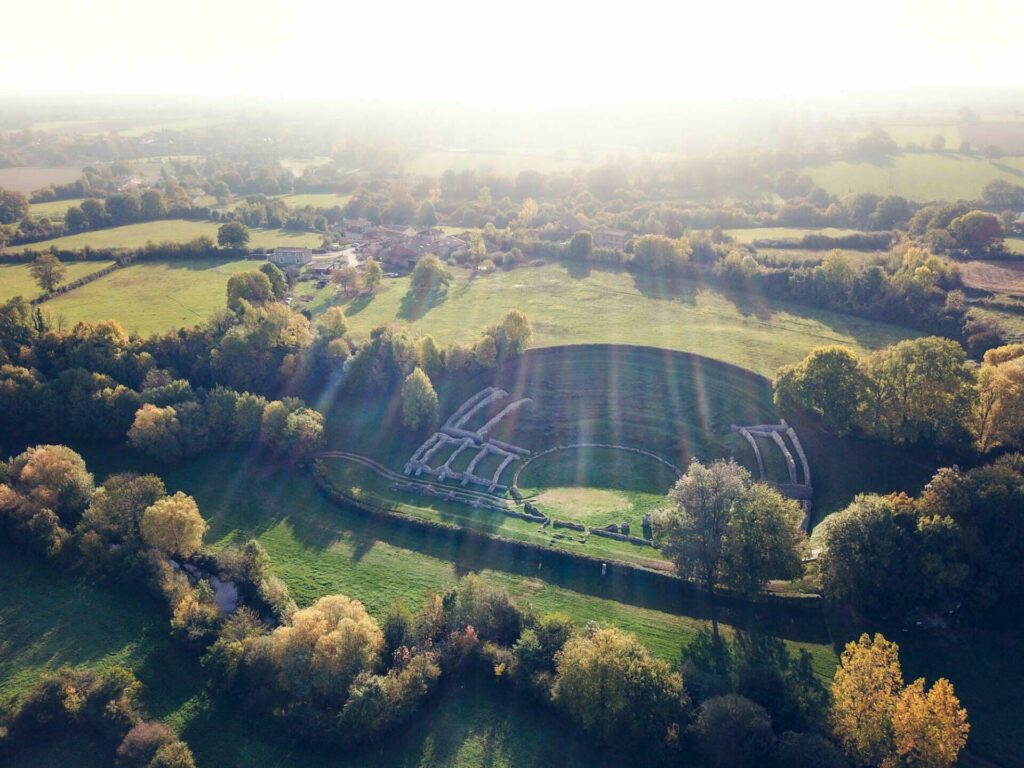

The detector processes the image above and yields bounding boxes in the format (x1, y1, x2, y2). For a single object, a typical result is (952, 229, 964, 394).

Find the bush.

(696, 694, 776, 768)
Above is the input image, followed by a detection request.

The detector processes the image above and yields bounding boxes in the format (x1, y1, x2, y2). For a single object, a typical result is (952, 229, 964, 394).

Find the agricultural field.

(805, 152, 1024, 201)
(0, 259, 114, 301)
(43, 258, 255, 335)
(1006, 238, 1024, 255)
(339, 263, 917, 378)
(26, 197, 87, 219)
(0, 165, 84, 195)
(960, 259, 1024, 295)
(4, 219, 321, 254)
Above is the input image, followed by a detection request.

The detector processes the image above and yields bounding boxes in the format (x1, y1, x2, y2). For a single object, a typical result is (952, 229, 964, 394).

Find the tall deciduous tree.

(217, 221, 251, 249)
(653, 459, 750, 592)
(401, 367, 438, 429)
(259, 262, 287, 298)
(553, 626, 688, 747)
(0, 187, 29, 224)
(861, 337, 975, 446)
(364, 258, 383, 293)
(774, 346, 868, 436)
(29, 253, 67, 293)
(893, 678, 970, 767)
(830, 633, 968, 768)
(722, 484, 805, 595)
(140, 491, 207, 557)
(568, 230, 593, 261)
(226, 271, 274, 311)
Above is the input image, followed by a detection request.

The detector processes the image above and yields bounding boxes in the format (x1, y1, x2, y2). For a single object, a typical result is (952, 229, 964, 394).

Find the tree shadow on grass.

(629, 270, 700, 306)
(566, 260, 592, 279)
(991, 161, 1024, 179)
(343, 292, 374, 316)
(399, 286, 448, 321)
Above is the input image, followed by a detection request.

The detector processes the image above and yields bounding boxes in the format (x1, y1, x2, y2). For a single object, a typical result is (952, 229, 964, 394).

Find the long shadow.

(311, 474, 831, 645)
(344, 292, 374, 315)
(992, 161, 1024, 179)
(398, 286, 448, 320)
(629, 269, 700, 305)
(566, 260, 591, 279)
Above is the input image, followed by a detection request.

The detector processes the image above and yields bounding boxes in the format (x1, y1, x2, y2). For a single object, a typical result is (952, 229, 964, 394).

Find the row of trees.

(818, 453, 1024, 620)
(346, 308, 533, 394)
(776, 340, 1024, 452)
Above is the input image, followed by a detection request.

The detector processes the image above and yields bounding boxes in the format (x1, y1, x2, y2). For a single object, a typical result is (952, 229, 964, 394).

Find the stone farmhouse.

(593, 228, 633, 250)
(268, 246, 313, 267)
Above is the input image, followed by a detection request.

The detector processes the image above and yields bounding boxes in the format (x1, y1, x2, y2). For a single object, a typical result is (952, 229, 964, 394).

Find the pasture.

(0, 259, 114, 302)
(960, 260, 1024, 296)
(805, 152, 1024, 201)
(339, 263, 917, 378)
(26, 197, 88, 220)
(42, 258, 255, 335)
(273, 192, 352, 209)
(4, 220, 321, 254)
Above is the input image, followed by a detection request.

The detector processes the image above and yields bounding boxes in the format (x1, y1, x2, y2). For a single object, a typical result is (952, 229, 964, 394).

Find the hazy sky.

(4, 0, 1021, 103)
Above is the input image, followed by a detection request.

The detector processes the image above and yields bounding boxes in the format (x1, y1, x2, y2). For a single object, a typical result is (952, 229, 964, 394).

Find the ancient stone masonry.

(731, 419, 813, 531)
(405, 387, 534, 495)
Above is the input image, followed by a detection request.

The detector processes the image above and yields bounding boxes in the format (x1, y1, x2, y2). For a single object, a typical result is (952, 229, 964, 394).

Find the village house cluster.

(267, 222, 467, 280)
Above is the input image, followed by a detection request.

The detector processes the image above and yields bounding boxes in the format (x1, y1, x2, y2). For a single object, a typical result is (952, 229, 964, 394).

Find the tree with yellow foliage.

(140, 492, 208, 557)
(973, 344, 1024, 453)
(830, 633, 968, 768)
(262, 594, 383, 706)
(893, 678, 970, 768)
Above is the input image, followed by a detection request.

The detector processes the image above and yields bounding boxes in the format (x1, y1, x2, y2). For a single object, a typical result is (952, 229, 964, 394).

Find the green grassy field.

(339, 263, 916, 378)
(5, 220, 321, 254)
(0, 547, 203, 720)
(805, 152, 1024, 200)
(1006, 238, 1024, 256)
(0, 259, 114, 301)
(723, 227, 867, 244)
(43, 258, 255, 335)
(274, 192, 352, 209)
(27, 197, 88, 219)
